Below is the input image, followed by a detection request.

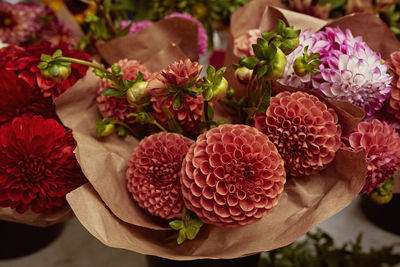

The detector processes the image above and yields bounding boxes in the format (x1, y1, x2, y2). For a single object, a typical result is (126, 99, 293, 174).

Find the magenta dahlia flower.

(126, 132, 193, 219)
(0, 115, 85, 214)
(346, 119, 400, 194)
(181, 124, 286, 227)
(97, 59, 152, 123)
(164, 13, 208, 58)
(255, 91, 342, 177)
(120, 20, 154, 34)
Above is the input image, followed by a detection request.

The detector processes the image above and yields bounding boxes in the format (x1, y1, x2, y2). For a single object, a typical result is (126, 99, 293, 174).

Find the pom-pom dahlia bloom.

(164, 13, 208, 58)
(233, 29, 261, 58)
(97, 59, 152, 123)
(0, 70, 55, 124)
(311, 27, 392, 116)
(346, 120, 400, 194)
(255, 91, 341, 177)
(126, 132, 193, 219)
(5, 42, 90, 99)
(120, 20, 154, 34)
(0, 115, 85, 214)
(148, 59, 204, 132)
(387, 49, 400, 120)
(181, 124, 286, 227)
(0, 2, 40, 45)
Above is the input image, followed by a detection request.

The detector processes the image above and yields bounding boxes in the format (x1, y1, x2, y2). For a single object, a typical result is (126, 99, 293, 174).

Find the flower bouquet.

(29, 7, 386, 259)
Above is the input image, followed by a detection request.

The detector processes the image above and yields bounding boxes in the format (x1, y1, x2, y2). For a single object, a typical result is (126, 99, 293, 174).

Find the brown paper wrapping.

(224, 0, 400, 99)
(55, 18, 368, 258)
(0, 207, 73, 227)
(96, 18, 199, 66)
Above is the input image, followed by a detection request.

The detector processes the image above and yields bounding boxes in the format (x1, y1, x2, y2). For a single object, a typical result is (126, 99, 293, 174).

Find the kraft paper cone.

(0, 207, 72, 227)
(56, 32, 367, 260)
(96, 17, 199, 66)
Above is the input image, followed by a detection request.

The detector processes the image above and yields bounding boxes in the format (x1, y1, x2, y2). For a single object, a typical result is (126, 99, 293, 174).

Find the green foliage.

(169, 208, 204, 245)
(260, 229, 400, 267)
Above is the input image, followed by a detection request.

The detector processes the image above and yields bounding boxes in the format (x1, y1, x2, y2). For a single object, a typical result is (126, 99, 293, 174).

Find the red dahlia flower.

(5, 42, 90, 99)
(0, 115, 86, 214)
(0, 44, 26, 69)
(181, 124, 286, 227)
(126, 132, 193, 219)
(387, 49, 400, 120)
(347, 119, 400, 194)
(0, 70, 55, 124)
(255, 91, 341, 177)
(97, 59, 152, 123)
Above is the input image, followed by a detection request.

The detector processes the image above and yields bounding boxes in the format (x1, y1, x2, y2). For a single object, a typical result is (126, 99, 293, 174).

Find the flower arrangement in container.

(33, 3, 400, 258)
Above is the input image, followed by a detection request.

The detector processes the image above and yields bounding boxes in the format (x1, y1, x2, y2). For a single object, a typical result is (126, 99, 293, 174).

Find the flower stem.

(203, 101, 210, 130)
(96, 0, 118, 36)
(57, 56, 109, 74)
(128, 113, 167, 132)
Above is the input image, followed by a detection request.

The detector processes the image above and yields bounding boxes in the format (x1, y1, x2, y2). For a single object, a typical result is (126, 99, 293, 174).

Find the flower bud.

(280, 37, 299, 55)
(40, 65, 71, 83)
(293, 57, 308, 77)
(370, 191, 392, 205)
(100, 123, 115, 137)
(235, 67, 253, 84)
(211, 77, 228, 101)
(266, 48, 286, 79)
(126, 81, 149, 106)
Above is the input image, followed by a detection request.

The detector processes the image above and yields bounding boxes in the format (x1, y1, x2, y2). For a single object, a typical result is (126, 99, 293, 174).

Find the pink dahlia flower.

(312, 27, 392, 116)
(97, 59, 152, 123)
(255, 91, 342, 177)
(164, 13, 208, 58)
(120, 20, 154, 34)
(148, 59, 203, 132)
(181, 124, 286, 227)
(233, 29, 261, 58)
(126, 132, 193, 219)
(387, 49, 400, 120)
(347, 120, 400, 194)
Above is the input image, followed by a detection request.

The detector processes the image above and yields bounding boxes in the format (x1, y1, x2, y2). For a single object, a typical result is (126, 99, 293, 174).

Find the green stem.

(128, 113, 167, 132)
(96, 0, 118, 36)
(113, 121, 135, 134)
(203, 101, 210, 130)
(57, 56, 109, 73)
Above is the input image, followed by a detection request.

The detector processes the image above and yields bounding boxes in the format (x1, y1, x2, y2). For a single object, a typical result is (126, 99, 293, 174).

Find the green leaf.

(52, 49, 62, 58)
(206, 65, 216, 78)
(136, 71, 144, 82)
(276, 19, 286, 35)
(261, 32, 276, 41)
(40, 54, 53, 62)
(93, 69, 106, 78)
(102, 87, 124, 97)
(252, 44, 264, 59)
(256, 37, 267, 46)
(111, 65, 121, 74)
(240, 56, 259, 69)
(217, 120, 226, 125)
(203, 87, 213, 101)
(37, 62, 48, 70)
(173, 95, 182, 109)
(256, 83, 271, 113)
(116, 126, 127, 137)
(177, 229, 187, 245)
(265, 45, 277, 61)
(169, 220, 184, 230)
(257, 64, 269, 79)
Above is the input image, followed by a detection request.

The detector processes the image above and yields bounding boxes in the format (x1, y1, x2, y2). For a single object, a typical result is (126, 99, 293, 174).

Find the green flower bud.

(211, 77, 228, 101)
(266, 47, 286, 79)
(226, 88, 235, 98)
(370, 190, 393, 205)
(126, 81, 149, 106)
(100, 123, 115, 137)
(234, 67, 253, 84)
(280, 37, 299, 55)
(293, 57, 308, 77)
(40, 65, 71, 83)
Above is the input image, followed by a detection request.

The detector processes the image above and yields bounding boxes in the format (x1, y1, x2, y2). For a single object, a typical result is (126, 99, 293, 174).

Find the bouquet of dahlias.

(226, 1, 400, 205)
(0, 42, 89, 226)
(30, 10, 376, 259)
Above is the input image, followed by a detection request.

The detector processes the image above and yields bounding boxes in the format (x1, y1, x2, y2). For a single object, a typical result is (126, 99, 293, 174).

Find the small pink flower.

(97, 59, 152, 123)
(346, 119, 400, 194)
(255, 91, 342, 177)
(181, 124, 286, 227)
(126, 132, 194, 219)
(233, 29, 261, 58)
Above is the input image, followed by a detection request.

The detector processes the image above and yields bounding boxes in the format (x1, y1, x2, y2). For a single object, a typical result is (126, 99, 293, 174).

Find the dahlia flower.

(387, 49, 400, 120)
(255, 91, 342, 177)
(120, 20, 154, 34)
(181, 124, 286, 227)
(164, 13, 208, 58)
(0, 70, 55, 124)
(126, 132, 193, 219)
(0, 2, 40, 45)
(5, 42, 90, 99)
(97, 59, 152, 123)
(346, 119, 400, 194)
(148, 59, 204, 132)
(0, 115, 85, 214)
(233, 29, 261, 58)
(311, 27, 392, 116)
(0, 44, 25, 69)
